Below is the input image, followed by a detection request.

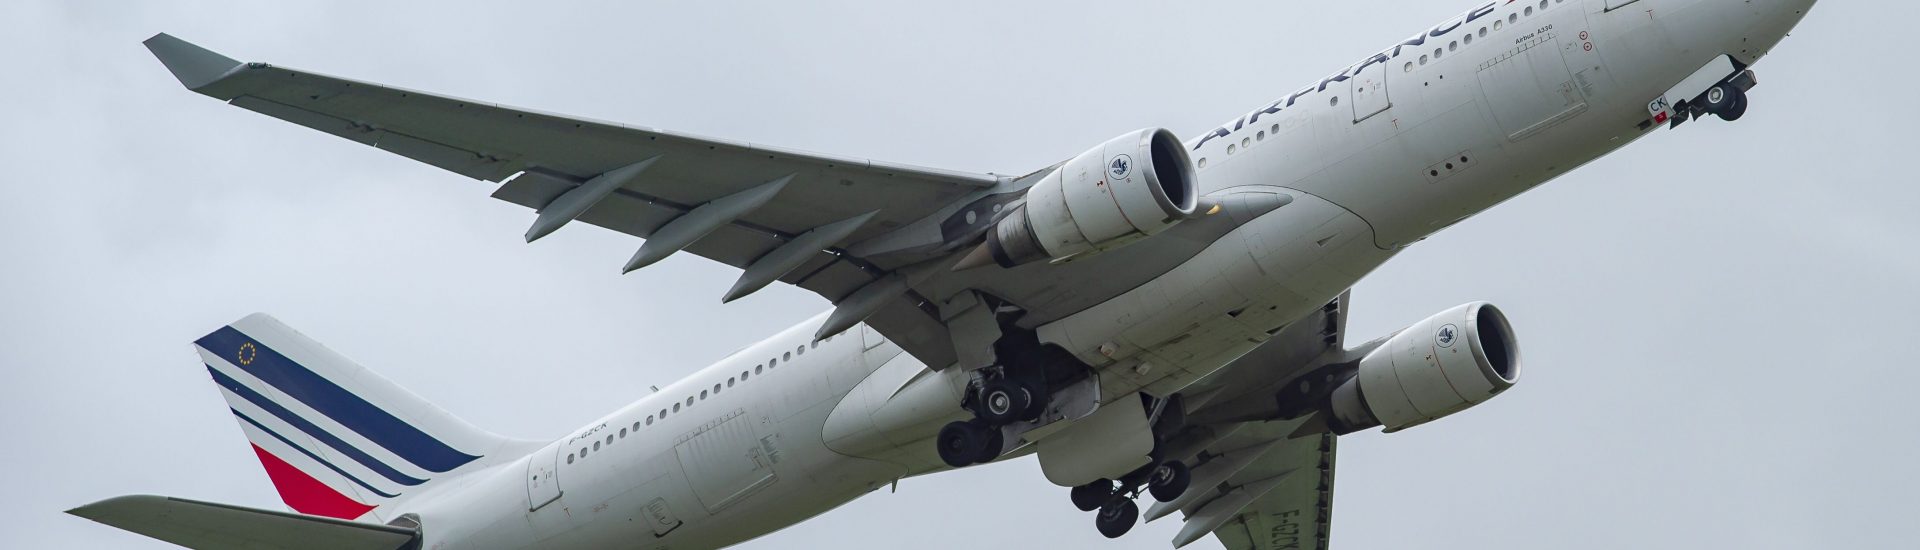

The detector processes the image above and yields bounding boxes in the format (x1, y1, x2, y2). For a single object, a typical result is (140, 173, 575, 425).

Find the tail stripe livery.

(196, 326, 482, 473)
(248, 443, 380, 520)
(232, 408, 402, 498)
(190, 313, 529, 521)
(208, 367, 429, 487)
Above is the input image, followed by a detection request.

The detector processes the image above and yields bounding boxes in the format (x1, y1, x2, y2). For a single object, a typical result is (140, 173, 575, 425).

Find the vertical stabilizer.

(194, 313, 531, 521)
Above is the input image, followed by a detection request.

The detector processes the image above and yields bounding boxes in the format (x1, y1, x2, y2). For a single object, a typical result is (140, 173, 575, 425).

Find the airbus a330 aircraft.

(73, 0, 1818, 548)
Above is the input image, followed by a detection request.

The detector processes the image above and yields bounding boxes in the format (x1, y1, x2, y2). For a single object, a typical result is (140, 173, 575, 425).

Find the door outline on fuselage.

(1351, 57, 1392, 123)
(673, 407, 777, 513)
(1604, 0, 1642, 12)
(526, 442, 563, 511)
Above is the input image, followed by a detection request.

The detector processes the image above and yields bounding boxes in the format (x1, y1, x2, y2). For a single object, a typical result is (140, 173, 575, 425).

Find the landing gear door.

(1350, 58, 1391, 123)
(525, 442, 562, 511)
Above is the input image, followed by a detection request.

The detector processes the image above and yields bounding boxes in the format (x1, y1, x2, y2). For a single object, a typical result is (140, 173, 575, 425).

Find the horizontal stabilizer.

(67, 495, 419, 550)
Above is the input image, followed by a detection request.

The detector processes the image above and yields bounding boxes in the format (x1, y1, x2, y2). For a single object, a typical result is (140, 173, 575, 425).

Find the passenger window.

(567, 454, 575, 464)
(673, 403, 681, 412)
(783, 351, 791, 362)
(700, 390, 708, 400)
(756, 364, 764, 374)
(1524, 6, 1533, 16)
(769, 358, 778, 369)
(1197, 158, 1208, 169)
(1479, 27, 1488, 38)
(728, 378, 736, 387)
(605, 435, 613, 445)
(646, 415, 654, 425)
(1449, 41, 1458, 52)
(592, 442, 600, 451)
(1464, 34, 1473, 45)
(685, 397, 694, 407)
(619, 428, 627, 438)
(659, 409, 667, 419)
(811, 341, 819, 349)
(1509, 14, 1518, 24)
(1227, 144, 1237, 155)
(632, 422, 640, 432)
(1404, 62, 1415, 73)
(797, 345, 805, 356)
(1241, 137, 1252, 148)
(1494, 20, 1503, 31)
(1256, 130, 1266, 141)
(713, 383, 722, 394)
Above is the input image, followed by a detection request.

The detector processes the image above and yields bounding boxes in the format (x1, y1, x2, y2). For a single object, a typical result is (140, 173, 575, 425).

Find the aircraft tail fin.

(194, 313, 530, 521)
(67, 494, 419, 550)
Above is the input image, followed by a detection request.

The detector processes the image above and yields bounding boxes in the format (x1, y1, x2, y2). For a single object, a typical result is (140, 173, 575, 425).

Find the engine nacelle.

(1328, 302, 1520, 434)
(984, 128, 1198, 267)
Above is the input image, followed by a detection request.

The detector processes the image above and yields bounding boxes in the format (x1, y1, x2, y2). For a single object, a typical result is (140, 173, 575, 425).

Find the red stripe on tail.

(250, 444, 376, 519)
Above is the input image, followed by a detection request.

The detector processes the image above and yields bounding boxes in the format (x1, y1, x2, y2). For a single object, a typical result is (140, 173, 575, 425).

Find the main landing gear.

(1069, 459, 1193, 539)
(936, 370, 1050, 467)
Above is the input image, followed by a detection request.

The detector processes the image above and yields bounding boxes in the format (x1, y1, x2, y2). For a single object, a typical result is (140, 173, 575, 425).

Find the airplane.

(71, 0, 1819, 548)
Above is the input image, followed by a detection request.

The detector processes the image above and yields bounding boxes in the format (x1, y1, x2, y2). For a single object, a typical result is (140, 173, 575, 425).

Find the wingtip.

(143, 33, 244, 93)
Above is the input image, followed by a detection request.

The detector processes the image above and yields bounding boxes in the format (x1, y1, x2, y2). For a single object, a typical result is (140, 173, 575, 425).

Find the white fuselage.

(394, 1, 1815, 547)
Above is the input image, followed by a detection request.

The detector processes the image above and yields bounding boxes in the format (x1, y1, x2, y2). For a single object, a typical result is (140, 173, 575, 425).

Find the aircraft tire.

(1095, 499, 1139, 539)
(1147, 461, 1192, 503)
(1071, 480, 1113, 512)
(977, 380, 1033, 425)
(1719, 92, 1748, 121)
(1702, 84, 1744, 120)
(937, 420, 992, 468)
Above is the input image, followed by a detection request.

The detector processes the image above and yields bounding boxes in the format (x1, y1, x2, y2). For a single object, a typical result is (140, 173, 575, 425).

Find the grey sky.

(1, 0, 1907, 548)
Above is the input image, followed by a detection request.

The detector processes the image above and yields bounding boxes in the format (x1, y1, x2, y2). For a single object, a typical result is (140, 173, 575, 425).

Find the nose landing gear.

(1700, 83, 1749, 122)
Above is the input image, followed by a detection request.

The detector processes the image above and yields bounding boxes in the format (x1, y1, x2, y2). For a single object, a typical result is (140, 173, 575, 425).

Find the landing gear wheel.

(1095, 499, 1139, 539)
(1147, 461, 1192, 503)
(1719, 92, 1748, 121)
(1071, 480, 1113, 512)
(977, 379, 1034, 425)
(1702, 84, 1747, 121)
(975, 427, 1005, 465)
(937, 420, 993, 468)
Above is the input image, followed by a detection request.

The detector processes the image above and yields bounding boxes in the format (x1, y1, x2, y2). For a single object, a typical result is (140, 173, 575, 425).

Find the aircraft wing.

(1143, 292, 1349, 548)
(145, 33, 1003, 364)
(1154, 427, 1337, 550)
(67, 495, 420, 550)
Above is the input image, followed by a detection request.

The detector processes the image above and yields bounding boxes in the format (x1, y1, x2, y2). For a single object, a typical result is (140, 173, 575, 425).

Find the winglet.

(143, 33, 244, 93)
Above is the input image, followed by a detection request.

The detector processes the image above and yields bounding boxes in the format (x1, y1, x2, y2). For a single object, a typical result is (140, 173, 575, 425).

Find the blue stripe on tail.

(208, 366, 429, 486)
(232, 409, 401, 498)
(197, 326, 481, 472)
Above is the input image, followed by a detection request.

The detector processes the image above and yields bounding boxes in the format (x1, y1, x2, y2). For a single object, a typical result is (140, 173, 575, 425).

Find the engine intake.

(1328, 302, 1520, 434)
(983, 128, 1198, 267)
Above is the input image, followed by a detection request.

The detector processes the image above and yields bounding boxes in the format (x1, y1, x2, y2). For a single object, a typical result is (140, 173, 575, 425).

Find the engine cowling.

(983, 128, 1198, 267)
(1328, 302, 1520, 434)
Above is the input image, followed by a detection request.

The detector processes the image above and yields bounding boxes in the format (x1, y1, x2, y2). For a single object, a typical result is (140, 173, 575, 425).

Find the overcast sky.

(2, 0, 1907, 548)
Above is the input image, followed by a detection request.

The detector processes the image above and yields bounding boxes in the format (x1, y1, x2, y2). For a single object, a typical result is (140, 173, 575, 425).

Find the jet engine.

(1328, 302, 1520, 434)
(980, 128, 1198, 268)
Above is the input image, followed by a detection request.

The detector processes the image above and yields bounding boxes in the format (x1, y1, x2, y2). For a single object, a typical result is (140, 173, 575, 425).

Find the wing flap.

(68, 495, 419, 550)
